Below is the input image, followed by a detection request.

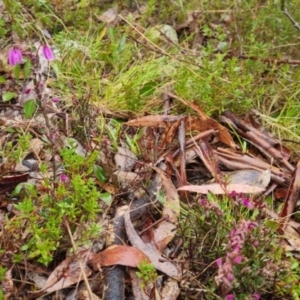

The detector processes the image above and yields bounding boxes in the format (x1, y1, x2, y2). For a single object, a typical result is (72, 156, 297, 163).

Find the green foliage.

(136, 259, 158, 288)
(7, 145, 103, 265)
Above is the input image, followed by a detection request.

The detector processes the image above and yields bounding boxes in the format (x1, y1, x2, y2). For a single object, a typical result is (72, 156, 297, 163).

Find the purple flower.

(60, 173, 68, 182)
(43, 45, 54, 60)
(229, 191, 237, 198)
(52, 97, 60, 103)
(199, 199, 208, 206)
(241, 197, 252, 209)
(8, 48, 23, 66)
(216, 258, 222, 267)
(226, 294, 235, 300)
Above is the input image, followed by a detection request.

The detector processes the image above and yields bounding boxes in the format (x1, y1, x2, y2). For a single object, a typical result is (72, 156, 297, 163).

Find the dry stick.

(103, 207, 126, 300)
(281, 0, 300, 32)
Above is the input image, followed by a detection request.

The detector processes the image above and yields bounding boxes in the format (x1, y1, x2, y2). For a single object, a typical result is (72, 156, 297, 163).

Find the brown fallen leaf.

(40, 250, 93, 293)
(279, 160, 300, 231)
(153, 167, 180, 252)
(124, 209, 180, 279)
(90, 245, 150, 270)
(165, 92, 236, 149)
(125, 115, 183, 128)
(178, 183, 265, 194)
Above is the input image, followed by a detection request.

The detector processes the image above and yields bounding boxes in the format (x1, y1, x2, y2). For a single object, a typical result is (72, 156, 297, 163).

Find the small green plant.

(136, 259, 158, 289)
(6, 145, 103, 265)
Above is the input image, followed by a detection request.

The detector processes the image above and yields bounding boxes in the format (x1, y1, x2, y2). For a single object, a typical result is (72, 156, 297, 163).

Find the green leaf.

(0, 76, 6, 83)
(2, 91, 16, 102)
(117, 34, 126, 52)
(11, 183, 24, 197)
(23, 59, 32, 79)
(99, 192, 112, 205)
(264, 219, 280, 231)
(24, 99, 36, 119)
(14, 64, 21, 80)
(94, 165, 107, 183)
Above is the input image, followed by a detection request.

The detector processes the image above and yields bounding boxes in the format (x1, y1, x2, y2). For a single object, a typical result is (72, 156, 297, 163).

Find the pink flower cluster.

(198, 198, 223, 216)
(215, 220, 258, 297)
(229, 191, 253, 209)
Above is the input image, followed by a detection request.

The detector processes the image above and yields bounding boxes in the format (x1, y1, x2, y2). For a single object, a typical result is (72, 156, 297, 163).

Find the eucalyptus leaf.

(24, 99, 37, 119)
(2, 91, 16, 102)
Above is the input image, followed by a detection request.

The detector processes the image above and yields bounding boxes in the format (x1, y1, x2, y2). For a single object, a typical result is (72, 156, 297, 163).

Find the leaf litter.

(1, 4, 300, 300)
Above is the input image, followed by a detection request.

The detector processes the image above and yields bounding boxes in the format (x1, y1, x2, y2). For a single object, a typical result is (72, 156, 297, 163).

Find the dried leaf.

(90, 245, 150, 270)
(113, 170, 141, 187)
(96, 6, 118, 23)
(178, 183, 265, 194)
(30, 138, 44, 156)
(124, 209, 180, 279)
(160, 278, 180, 300)
(153, 168, 180, 252)
(165, 92, 236, 148)
(115, 146, 136, 171)
(279, 160, 300, 230)
(125, 115, 183, 128)
(282, 224, 300, 251)
(41, 250, 93, 293)
(228, 169, 271, 188)
(2, 267, 13, 296)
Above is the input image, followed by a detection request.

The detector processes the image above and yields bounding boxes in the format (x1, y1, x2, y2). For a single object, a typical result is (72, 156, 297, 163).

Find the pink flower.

(8, 48, 23, 66)
(252, 294, 260, 300)
(52, 97, 60, 103)
(226, 294, 235, 300)
(60, 173, 68, 182)
(234, 255, 243, 264)
(253, 240, 259, 247)
(229, 191, 237, 198)
(43, 45, 54, 60)
(227, 273, 234, 281)
(216, 258, 222, 267)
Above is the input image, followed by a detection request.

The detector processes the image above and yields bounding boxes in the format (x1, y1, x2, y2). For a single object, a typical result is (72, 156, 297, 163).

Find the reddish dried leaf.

(279, 160, 300, 231)
(165, 92, 236, 148)
(90, 245, 150, 270)
(0, 172, 29, 185)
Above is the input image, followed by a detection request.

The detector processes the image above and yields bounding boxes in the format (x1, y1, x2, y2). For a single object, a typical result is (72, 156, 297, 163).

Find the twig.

(281, 0, 300, 31)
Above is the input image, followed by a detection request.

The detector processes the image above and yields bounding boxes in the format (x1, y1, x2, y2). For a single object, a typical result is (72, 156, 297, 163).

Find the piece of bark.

(279, 160, 300, 231)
